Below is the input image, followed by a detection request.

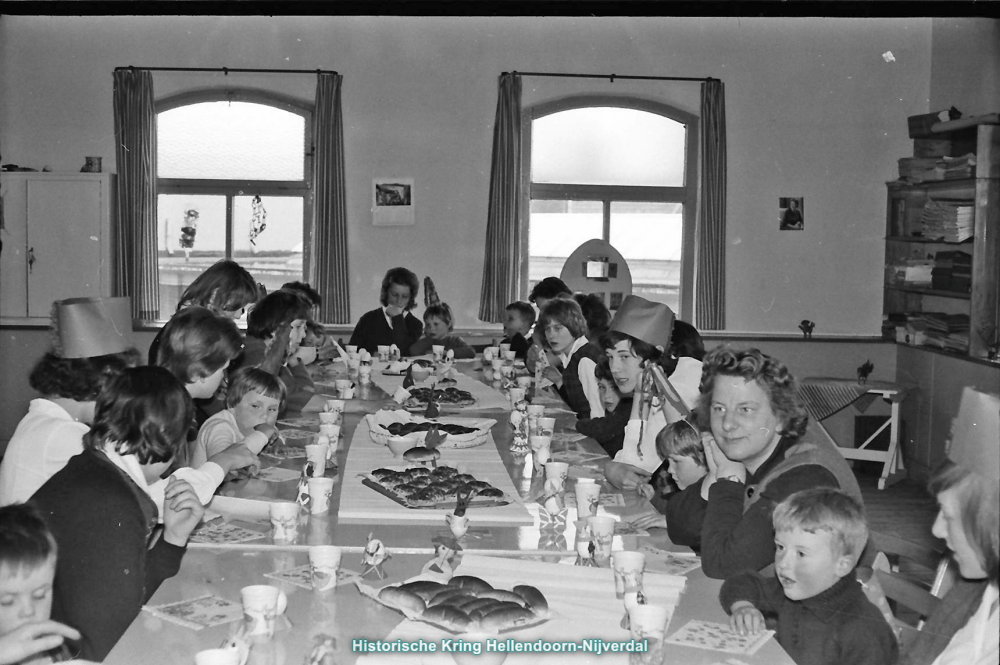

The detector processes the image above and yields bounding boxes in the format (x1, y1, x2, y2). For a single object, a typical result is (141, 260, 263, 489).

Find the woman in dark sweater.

(349, 267, 423, 356)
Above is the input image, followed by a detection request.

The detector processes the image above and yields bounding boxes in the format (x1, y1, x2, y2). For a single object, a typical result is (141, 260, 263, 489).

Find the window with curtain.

(526, 100, 697, 317)
(156, 92, 312, 316)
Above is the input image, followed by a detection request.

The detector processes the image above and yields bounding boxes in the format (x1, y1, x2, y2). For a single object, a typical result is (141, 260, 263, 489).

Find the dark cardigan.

(349, 308, 423, 356)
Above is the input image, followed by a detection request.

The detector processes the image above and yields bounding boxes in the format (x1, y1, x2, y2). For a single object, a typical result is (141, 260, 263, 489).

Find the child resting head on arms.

(192, 367, 285, 469)
(0, 504, 81, 665)
(720, 488, 897, 665)
(409, 303, 475, 359)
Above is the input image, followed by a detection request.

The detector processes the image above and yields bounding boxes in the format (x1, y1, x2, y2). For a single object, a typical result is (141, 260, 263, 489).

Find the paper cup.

(483, 347, 500, 363)
(529, 435, 552, 451)
(291, 345, 318, 365)
(499, 343, 512, 355)
(628, 604, 671, 641)
(612, 551, 646, 599)
(240, 585, 287, 641)
(503, 349, 516, 362)
(318, 411, 339, 424)
(359, 365, 372, 384)
(544, 462, 569, 494)
(307, 477, 335, 514)
(377, 345, 391, 362)
(490, 358, 503, 371)
(432, 344, 446, 361)
(516, 375, 533, 389)
(334, 379, 352, 398)
(393, 386, 411, 404)
(325, 399, 345, 414)
(309, 545, 342, 592)
(194, 647, 241, 665)
(586, 515, 616, 559)
(305, 443, 329, 476)
(537, 417, 556, 437)
(508, 387, 526, 406)
(345, 345, 358, 354)
(575, 481, 602, 518)
(268, 502, 300, 542)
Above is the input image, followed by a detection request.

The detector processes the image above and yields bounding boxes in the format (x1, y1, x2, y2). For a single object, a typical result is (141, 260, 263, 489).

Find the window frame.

(155, 88, 314, 279)
(520, 95, 698, 322)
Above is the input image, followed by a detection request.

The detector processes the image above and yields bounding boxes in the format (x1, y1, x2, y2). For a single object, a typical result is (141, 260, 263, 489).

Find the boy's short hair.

(573, 293, 612, 337)
(156, 307, 244, 384)
(226, 366, 287, 410)
(0, 503, 57, 576)
(594, 356, 615, 384)
(529, 277, 572, 304)
(772, 488, 869, 565)
(505, 301, 536, 328)
(28, 348, 140, 402)
(423, 303, 455, 331)
(538, 298, 588, 345)
(247, 291, 312, 340)
(655, 419, 707, 467)
(83, 366, 194, 465)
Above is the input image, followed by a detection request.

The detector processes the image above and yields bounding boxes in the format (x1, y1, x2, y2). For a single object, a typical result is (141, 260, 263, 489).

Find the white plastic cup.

(377, 345, 391, 362)
(526, 404, 545, 436)
(345, 345, 359, 354)
(499, 343, 512, 355)
(537, 417, 556, 437)
(586, 515, 616, 559)
(575, 480, 602, 518)
(194, 647, 241, 665)
(305, 443, 329, 476)
(628, 604, 671, 641)
(503, 349, 517, 362)
(432, 344, 446, 361)
(490, 358, 503, 372)
(612, 551, 646, 599)
(544, 462, 569, 494)
(325, 399, 345, 415)
(309, 545, 343, 592)
(307, 477, 335, 514)
(529, 434, 552, 451)
(318, 411, 339, 425)
(508, 387, 526, 406)
(268, 502, 300, 542)
(334, 379, 352, 398)
(516, 376, 533, 390)
(240, 585, 287, 640)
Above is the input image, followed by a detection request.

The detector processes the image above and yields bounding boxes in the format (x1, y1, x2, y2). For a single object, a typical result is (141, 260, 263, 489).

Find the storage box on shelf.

(883, 122, 999, 360)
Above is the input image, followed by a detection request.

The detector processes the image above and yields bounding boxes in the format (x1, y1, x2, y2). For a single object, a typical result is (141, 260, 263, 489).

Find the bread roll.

(421, 605, 472, 632)
(513, 584, 548, 615)
(426, 588, 469, 607)
(479, 605, 537, 632)
(478, 589, 528, 607)
(378, 586, 426, 615)
(466, 599, 504, 622)
(399, 580, 449, 602)
(448, 575, 493, 595)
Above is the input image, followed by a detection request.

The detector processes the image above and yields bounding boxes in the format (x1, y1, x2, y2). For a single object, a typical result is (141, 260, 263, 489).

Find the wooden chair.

(864, 531, 955, 645)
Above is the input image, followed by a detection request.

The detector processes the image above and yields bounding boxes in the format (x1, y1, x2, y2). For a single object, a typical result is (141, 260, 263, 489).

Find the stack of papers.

(941, 153, 977, 179)
(919, 199, 975, 242)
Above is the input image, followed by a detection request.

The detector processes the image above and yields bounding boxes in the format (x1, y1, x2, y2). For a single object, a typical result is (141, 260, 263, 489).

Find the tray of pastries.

(356, 574, 549, 634)
(361, 465, 509, 509)
(365, 410, 495, 449)
(404, 386, 476, 410)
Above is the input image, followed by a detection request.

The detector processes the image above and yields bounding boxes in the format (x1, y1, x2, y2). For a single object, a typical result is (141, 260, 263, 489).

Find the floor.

(859, 466, 941, 551)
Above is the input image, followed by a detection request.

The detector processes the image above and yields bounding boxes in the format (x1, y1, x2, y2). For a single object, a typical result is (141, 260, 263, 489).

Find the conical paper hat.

(608, 295, 675, 350)
(52, 296, 134, 359)
(947, 387, 1000, 483)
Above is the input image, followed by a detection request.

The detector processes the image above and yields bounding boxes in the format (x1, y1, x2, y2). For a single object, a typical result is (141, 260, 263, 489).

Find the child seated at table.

(501, 301, 536, 360)
(575, 358, 631, 457)
(192, 367, 284, 469)
(720, 488, 897, 665)
(0, 503, 82, 665)
(30, 367, 208, 661)
(640, 419, 709, 550)
(409, 303, 476, 359)
(538, 298, 604, 420)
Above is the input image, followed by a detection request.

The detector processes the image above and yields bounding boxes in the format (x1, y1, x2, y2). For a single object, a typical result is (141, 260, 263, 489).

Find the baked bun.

(421, 605, 472, 632)
(398, 580, 449, 602)
(513, 585, 548, 615)
(378, 587, 426, 615)
(427, 588, 469, 607)
(448, 575, 493, 595)
(479, 605, 537, 632)
(478, 589, 528, 607)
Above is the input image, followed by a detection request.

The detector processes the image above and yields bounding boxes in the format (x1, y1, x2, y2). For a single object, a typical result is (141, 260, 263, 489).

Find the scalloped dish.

(365, 410, 495, 449)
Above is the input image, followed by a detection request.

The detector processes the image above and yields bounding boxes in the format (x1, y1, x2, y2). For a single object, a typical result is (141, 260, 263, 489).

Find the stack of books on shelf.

(898, 157, 940, 180)
(941, 153, 977, 179)
(931, 250, 973, 293)
(902, 312, 970, 352)
(888, 258, 935, 287)
(919, 198, 975, 241)
(897, 153, 977, 184)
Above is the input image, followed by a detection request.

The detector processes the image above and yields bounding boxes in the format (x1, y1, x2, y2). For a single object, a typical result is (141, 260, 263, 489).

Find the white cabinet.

(0, 173, 113, 321)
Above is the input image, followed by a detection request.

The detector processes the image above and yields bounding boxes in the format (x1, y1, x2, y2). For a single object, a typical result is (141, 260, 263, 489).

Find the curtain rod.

(502, 71, 713, 83)
(115, 66, 338, 75)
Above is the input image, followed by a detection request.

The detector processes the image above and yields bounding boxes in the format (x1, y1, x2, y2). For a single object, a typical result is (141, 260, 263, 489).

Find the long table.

(104, 357, 796, 665)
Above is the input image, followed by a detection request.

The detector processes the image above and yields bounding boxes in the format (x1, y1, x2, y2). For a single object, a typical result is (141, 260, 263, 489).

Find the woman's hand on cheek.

(701, 436, 746, 499)
(386, 304, 404, 318)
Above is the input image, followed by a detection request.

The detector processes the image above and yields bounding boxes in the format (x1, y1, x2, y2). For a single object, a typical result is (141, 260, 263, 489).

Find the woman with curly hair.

(349, 267, 423, 356)
(681, 346, 864, 579)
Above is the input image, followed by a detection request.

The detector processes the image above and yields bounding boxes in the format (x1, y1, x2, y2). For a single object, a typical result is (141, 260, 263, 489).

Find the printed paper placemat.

(190, 521, 268, 545)
(264, 564, 362, 590)
(253, 467, 302, 483)
(639, 546, 702, 576)
(278, 416, 320, 428)
(665, 619, 773, 655)
(143, 594, 243, 630)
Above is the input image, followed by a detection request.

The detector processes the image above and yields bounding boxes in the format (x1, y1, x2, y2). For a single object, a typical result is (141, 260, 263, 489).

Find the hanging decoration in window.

(249, 194, 267, 250)
(179, 207, 199, 261)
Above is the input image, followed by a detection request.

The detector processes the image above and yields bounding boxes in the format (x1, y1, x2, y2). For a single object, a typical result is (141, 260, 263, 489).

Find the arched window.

(525, 97, 697, 317)
(156, 90, 312, 316)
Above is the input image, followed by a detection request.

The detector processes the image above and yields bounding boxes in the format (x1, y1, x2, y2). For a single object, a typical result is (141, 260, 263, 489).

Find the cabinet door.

(0, 177, 28, 317)
(26, 178, 105, 317)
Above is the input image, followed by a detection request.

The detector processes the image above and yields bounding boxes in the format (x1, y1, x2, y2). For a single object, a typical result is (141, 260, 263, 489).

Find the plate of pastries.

(361, 465, 509, 509)
(365, 410, 495, 449)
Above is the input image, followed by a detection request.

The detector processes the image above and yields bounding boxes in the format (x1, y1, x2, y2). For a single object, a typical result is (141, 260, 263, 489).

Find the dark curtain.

(696, 78, 727, 330)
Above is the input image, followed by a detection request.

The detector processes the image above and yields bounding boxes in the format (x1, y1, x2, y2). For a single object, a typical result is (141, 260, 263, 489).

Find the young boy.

(575, 358, 631, 457)
(720, 488, 898, 665)
(0, 504, 81, 665)
(501, 301, 536, 360)
(409, 303, 475, 359)
(192, 367, 284, 469)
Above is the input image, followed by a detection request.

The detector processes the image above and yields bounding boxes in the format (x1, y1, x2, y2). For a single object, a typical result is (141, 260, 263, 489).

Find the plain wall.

(929, 18, 1000, 115)
(0, 16, 937, 334)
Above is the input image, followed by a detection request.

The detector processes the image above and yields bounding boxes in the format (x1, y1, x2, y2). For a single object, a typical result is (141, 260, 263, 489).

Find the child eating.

(0, 504, 81, 665)
(537, 298, 604, 420)
(409, 303, 475, 359)
(720, 488, 897, 665)
(501, 301, 536, 360)
(192, 367, 284, 469)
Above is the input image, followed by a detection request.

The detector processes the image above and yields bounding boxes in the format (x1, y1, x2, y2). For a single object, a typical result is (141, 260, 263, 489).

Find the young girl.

(192, 367, 285, 469)
(575, 358, 631, 457)
(409, 303, 475, 359)
(538, 298, 604, 420)
(30, 367, 206, 661)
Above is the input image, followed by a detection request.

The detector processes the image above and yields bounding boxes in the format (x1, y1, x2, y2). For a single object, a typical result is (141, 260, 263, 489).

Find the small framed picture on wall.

(779, 197, 804, 230)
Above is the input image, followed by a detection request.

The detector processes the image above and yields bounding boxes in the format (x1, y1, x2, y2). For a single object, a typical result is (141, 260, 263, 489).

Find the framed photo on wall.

(779, 197, 804, 230)
(372, 177, 415, 226)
